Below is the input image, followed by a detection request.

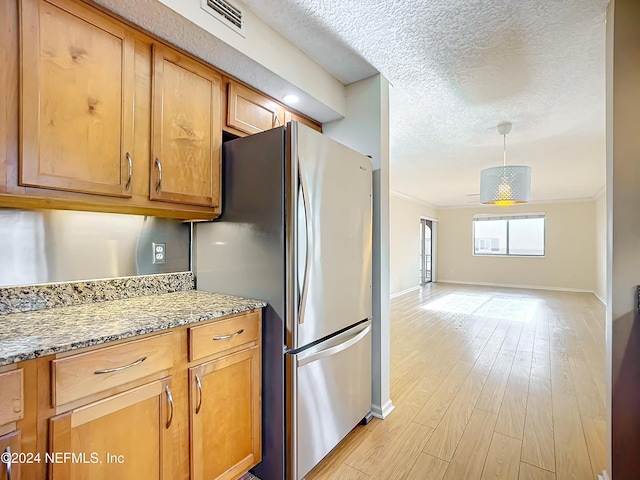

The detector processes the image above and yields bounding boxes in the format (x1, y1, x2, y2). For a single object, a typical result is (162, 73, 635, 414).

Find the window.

(473, 214, 545, 256)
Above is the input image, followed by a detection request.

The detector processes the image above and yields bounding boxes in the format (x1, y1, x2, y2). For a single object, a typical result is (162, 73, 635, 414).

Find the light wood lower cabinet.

(0, 430, 21, 480)
(0, 369, 23, 427)
(189, 346, 261, 480)
(20, 309, 264, 480)
(0, 368, 23, 480)
(48, 377, 174, 480)
(51, 332, 174, 406)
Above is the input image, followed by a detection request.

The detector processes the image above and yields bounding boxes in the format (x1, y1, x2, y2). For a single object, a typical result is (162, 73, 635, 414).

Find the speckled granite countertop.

(0, 290, 266, 366)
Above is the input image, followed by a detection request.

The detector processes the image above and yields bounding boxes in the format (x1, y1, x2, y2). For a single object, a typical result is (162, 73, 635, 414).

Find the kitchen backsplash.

(0, 208, 191, 288)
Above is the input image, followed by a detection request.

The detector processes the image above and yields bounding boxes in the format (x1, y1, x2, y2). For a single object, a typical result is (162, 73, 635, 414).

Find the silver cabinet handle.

(212, 329, 244, 341)
(93, 356, 147, 374)
(195, 374, 203, 414)
(155, 158, 162, 193)
(4, 445, 11, 480)
(125, 152, 133, 190)
(273, 112, 281, 127)
(165, 385, 174, 429)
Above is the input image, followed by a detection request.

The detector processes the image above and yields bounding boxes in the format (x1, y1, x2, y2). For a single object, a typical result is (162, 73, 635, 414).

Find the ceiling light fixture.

(283, 94, 299, 104)
(479, 122, 531, 206)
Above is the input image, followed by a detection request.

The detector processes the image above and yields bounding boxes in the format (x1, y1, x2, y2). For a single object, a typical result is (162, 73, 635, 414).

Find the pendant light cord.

(503, 134, 507, 167)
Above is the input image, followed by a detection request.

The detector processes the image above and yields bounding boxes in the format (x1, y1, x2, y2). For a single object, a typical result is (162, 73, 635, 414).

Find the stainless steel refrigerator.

(195, 122, 373, 480)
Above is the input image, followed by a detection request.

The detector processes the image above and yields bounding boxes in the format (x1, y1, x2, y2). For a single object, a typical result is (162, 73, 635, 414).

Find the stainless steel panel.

(287, 320, 372, 480)
(195, 128, 286, 320)
(0, 208, 189, 287)
(195, 128, 288, 480)
(293, 123, 373, 348)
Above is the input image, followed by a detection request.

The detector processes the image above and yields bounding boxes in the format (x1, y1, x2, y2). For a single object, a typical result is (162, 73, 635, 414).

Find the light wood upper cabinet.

(285, 110, 322, 133)
(20, 0, 135, 197)
(189, 346, 261, 480)
(0, 430, 22, 480)
(151, 44, 221, 207)
(227, 81, 285, 135)
(6, 0, 319, 218)
(48, 377, 174, 480)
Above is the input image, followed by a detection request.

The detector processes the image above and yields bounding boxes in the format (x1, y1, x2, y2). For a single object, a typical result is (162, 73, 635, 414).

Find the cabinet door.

(20, 0, 135, 197)
(227, 82, 285, 135)
(284, 110, 322, 133)
(151, 44, 221, 207)
(0, 430, 21, 480)
(0, 369, 23, 426)
(49, 378, 174, 480)
(190, 347, 261, 480)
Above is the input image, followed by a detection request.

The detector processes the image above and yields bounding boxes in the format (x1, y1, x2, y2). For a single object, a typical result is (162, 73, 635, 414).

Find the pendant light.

(479, 122, 531, 206)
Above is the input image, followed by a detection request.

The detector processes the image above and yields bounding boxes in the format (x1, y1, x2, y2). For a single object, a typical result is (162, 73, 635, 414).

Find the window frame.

(472, 213, 546, 257)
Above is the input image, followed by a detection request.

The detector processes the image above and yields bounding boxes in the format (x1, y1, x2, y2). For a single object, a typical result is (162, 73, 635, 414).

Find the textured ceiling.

(242, 0, 609, 206)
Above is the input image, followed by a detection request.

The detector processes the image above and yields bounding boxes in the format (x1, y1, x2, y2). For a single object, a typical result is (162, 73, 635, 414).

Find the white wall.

(324, 75, 393, 419)
(595, 190, 606, 303)
(389, 193, 438, 295)
(437, 201, 597, 292)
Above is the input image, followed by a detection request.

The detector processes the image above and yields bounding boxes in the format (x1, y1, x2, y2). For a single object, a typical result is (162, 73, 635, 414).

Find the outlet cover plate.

(152, 242, 166, 264)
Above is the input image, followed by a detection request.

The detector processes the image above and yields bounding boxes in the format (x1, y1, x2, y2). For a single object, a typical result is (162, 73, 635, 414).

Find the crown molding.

(390, 190, 439, 209)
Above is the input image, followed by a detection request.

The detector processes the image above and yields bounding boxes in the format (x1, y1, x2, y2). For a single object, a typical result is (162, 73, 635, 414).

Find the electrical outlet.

(152, 242, 166, 264)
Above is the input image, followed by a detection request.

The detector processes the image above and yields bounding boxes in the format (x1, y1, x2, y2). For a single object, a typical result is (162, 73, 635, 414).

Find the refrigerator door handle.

(297, 324, 372, 367)
(297, 165, 312, 325)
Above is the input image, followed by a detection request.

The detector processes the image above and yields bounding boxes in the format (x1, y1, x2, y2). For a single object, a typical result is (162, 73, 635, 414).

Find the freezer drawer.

(287, 320, 372, 480)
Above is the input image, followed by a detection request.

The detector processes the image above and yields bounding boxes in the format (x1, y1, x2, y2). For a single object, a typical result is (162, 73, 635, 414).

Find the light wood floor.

(306, 283, 606, 480)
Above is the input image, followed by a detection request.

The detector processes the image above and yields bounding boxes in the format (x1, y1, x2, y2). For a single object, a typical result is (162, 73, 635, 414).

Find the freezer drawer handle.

(212, 329, 244, 341)
(93, 356, 147, 374)
(297, 325, 371, 367)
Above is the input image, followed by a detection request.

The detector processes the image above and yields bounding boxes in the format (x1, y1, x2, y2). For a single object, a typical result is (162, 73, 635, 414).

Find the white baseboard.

(598, 470, 610, 480)
(594, 292, 606, 305)
(438, 280, 597, 295)
(371, 399, 395, 419)
(390, 286, 420, 299)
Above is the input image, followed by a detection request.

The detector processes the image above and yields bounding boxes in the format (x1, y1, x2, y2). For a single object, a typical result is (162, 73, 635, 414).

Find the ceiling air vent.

(201, 0, 245, 36)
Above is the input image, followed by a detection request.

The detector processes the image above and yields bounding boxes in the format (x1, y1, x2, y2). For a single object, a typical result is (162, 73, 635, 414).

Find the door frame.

(420, 217, 437, 285)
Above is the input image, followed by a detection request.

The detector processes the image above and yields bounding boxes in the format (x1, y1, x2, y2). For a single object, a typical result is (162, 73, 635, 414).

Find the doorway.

(420, 218, 433, 285)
